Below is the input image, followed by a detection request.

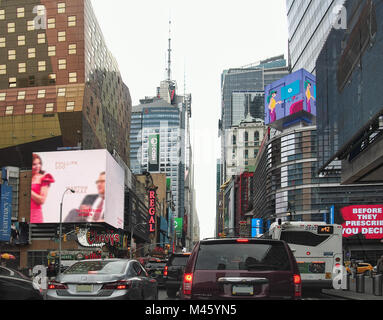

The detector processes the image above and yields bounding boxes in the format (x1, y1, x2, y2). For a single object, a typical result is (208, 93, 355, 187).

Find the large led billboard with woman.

(30, 150, 124, 229)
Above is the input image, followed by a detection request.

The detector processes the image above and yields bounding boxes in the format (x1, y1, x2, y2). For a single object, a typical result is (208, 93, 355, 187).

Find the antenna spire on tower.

(167, 19, 172, 82)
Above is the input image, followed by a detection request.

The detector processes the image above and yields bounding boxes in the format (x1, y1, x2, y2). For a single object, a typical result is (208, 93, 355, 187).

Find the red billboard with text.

(341, 205, 383, 239)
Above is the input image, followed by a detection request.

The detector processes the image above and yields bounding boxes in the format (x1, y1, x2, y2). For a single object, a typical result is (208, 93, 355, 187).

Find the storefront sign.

(174, 218, 183, 237)
(86, 230, 121, 246)
(148, 189, 156, 233)
(341, 205, 383, 239)
(0, 183, 12, 242)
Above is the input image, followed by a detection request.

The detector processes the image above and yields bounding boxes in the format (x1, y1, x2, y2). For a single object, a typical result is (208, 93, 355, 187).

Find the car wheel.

(166, 288, 177, 298)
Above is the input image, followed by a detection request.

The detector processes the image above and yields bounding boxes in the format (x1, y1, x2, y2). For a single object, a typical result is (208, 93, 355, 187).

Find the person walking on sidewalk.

(377, 255, 383, 274)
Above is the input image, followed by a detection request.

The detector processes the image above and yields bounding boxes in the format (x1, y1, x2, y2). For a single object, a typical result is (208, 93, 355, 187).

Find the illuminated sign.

(341, 205, 383, 239)
(148, 189, 156, 233)
(148, 134, 160, 172)
(317, 226, 334, 235)
(86, 230, 120, 246)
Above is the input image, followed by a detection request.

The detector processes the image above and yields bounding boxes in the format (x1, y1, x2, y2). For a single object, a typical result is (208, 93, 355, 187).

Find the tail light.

(102, 280, 132, 290)
(164, 266, 168, 277)
(236, 239, 249, 243)
(47, 281, 68, 290)
(183, 273, 193, 297)
(293, 274, 301, 298)
(335, 257, 341, 262)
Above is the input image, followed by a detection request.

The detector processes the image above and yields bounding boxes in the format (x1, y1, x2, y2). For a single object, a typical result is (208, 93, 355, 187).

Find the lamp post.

(58, 188, 75, 277)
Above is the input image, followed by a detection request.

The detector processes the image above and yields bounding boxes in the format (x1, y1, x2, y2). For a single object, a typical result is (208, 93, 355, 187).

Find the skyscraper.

(0, 0, 132, 167)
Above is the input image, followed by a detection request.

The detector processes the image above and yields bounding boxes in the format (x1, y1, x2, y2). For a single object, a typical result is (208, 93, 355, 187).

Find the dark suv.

(180, 238, 302, 300)
(163, 252, 191, 298)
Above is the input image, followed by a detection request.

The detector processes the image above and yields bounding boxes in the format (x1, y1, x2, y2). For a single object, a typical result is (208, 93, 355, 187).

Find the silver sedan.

(46, 259, 158, 300)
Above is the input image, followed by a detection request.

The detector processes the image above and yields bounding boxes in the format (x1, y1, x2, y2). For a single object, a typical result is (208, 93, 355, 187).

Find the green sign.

(166, 178, 171, 190)
(148, 134, 160, 172)
(174, 218, 183, 237)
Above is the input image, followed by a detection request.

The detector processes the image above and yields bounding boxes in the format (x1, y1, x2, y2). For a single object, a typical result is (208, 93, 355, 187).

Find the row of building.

(0, 0, 199, 272)
(216, 0, 383, 265)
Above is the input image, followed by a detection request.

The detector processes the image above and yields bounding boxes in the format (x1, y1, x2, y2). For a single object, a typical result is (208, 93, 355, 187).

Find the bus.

(262, 220, 343, 290)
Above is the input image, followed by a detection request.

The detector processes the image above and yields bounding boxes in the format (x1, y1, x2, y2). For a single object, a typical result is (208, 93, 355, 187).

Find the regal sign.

(148, 189, 156, 233)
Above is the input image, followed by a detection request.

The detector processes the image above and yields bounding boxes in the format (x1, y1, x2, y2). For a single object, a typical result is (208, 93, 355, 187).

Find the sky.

(90, 0, 289, 240)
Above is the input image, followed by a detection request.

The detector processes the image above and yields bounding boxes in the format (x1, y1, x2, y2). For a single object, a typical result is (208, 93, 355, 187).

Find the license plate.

(232, 285, 254, 296)
(76, 284, 93, 292)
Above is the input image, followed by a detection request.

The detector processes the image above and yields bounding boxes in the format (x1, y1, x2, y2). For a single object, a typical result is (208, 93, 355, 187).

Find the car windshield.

(195, 242, 291, 271)
(63, 260, 127, 275)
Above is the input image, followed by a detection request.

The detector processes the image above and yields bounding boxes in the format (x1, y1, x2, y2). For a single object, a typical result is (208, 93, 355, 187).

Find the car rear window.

(63, 260, 127, 275)
(195, 242, 291, 271)
(169, 256, 189, 266)
(146, 262, 166, 268)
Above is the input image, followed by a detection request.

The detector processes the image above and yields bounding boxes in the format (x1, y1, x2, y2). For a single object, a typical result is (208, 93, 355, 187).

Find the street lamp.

(58, 188, 75, 276)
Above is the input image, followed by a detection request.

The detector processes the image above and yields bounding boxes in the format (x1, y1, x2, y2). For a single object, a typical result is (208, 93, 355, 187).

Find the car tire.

(166, 288, 177, 298)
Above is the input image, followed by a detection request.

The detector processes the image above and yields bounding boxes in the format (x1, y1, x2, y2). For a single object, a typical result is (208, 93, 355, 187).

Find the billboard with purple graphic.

(265, 69, 316, 125)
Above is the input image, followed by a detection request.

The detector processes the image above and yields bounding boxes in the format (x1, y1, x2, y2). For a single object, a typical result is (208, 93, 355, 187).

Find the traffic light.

(63, 234, 67, 242)
(218, 232, 226, 238)
(75, 226, 79, 234)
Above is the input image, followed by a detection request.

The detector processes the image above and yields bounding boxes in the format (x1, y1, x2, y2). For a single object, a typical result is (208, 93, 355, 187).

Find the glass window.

(57, 2, 66, 14)
(58, 59, 66, 70)
(66, 101, 75, 111)
(68, 16, 76, 27)
(280, 231, 330, 247)
(28, 48, 36, 58)
(47, 18, 55, 29)
(69, 72, 77, 83)
(17, 7, 25, 18)
(9, 78, 16, 88)
(49, 74, 56, 84)
(37, 33, 45, 44)
(8, 50, 16, 60)
(68, 44, 76, 54)
(48, 46, 56, 56)
(58, 88, 66, 96)
(0, 10, 5, 20)
(38, 61, 46, 71)
(45, 103, 54, 112)
(0, 65, 6, 75)
(64, 260, 128, 275)
(8, 23, 15, 33)
(37, 90, 45, 98)
(27, 20, 35, 31)
(0, 93, 5, 101)
(0, 37, 5, 48)
(25, 104, 33, 114)
(18, 63, 26, 73)
(5, 106, 14, 115)
(58, 31, 66, 42)
(17, 35, 25, 46)
(18, 91, 25, 100)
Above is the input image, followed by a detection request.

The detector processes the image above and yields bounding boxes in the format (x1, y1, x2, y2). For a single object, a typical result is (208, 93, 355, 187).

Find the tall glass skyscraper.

(286, 0, 345, 73)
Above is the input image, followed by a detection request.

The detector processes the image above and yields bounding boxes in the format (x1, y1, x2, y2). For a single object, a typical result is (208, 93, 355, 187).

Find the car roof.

(200, 238, 285, 244)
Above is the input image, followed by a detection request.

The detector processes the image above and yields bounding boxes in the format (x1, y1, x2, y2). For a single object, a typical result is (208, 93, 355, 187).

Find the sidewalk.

(322, 288, 383, 300)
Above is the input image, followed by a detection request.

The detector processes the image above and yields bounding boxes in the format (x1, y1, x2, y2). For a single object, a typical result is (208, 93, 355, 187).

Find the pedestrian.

(377, 255, 383, 274)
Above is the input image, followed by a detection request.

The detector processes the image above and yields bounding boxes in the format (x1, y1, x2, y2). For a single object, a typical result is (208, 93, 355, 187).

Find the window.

(37, 90, 46, 98)
(0, 37, 5, 48)
(8, 50, 16, 60)
(58, 59, 66, 70)
(0, 65, 6, 75)
(27, 20, 35, 31)
(69, 72, 77, 83)
(0, 93, 6, 101)
(58, 2, 66, 14)
(47, 18, 55, 29)
(17, 7, 25, 18)
(25, 104, 33, 114)
(0, 9, 5, 20)
(58, 31, 66, 42)
(280, 231, 330, 247)
(244, 131, 249, 142)
(8, 23, 15, 33)
(254, 131, 260, 145)
(245, 149, 249, 159)
(38, 33, 46, 44)
(17, 35, 25, 46)
(58, 88, 66, 97)
(68, 16, 76, 27)
(68, 44, 76, 55)
(5, 106, 14, 115)
(38, 61, 46, 71)
(232, 134, 236, 146)
(66, 101, 75, 111)
(48, 46, 56, 56)
(18, 91, 25, 100)
(9, 78, 16, 88)
(18, 63, 26, 73)
(49, 74, 56, 84)
(28, 48, 36, 58)
(45, 103, 54, 112)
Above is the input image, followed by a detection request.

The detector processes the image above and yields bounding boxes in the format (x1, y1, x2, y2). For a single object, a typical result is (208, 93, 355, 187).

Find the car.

(180, 238, 302, 300)
(346, 262, 374, 275)
(0, 266, 43, 300)
(145, 259, 167, 287)
(46, 258, 158, 300)
(163, 252, 191, 298)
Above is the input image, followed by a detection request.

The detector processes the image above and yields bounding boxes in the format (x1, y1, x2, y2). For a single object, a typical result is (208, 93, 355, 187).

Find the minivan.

(180, 238, 302, 300)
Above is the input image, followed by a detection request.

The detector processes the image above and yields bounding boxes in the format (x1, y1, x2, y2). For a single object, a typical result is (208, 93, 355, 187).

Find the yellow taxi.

(346, 262, 374, 274)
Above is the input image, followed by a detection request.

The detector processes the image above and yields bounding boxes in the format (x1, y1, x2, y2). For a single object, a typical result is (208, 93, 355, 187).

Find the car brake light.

(102, 280, 132, 290)
(164, 266, 168, 276)
(236, 239, 249, 243)
(293, 274, 301, 298)
(47, 281, 68, 290)
(306, 251, 311, 256)
(183, 273, 193, 296)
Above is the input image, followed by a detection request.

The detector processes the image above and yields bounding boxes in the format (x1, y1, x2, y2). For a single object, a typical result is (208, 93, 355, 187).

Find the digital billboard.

(340, 205, 383, 240)
(30, 150, 124, 229)
(264, 69, 316, 125)
(148, 134, 160, 172)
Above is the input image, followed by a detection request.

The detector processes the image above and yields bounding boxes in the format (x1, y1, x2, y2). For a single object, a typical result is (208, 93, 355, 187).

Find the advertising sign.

(30, 150, 124, 229)
(174, 218, 183, 237)
(340, 205, 383, 239)
(251, 218, 263, 237)
(148, 189, 156, 233)
(0, 183, 12, 242)
(265, 68, 316, 125)
(148, 134, 160, 172)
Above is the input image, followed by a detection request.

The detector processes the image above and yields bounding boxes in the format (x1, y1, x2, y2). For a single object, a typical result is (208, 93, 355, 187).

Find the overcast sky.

(91, 0, 289, 240)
